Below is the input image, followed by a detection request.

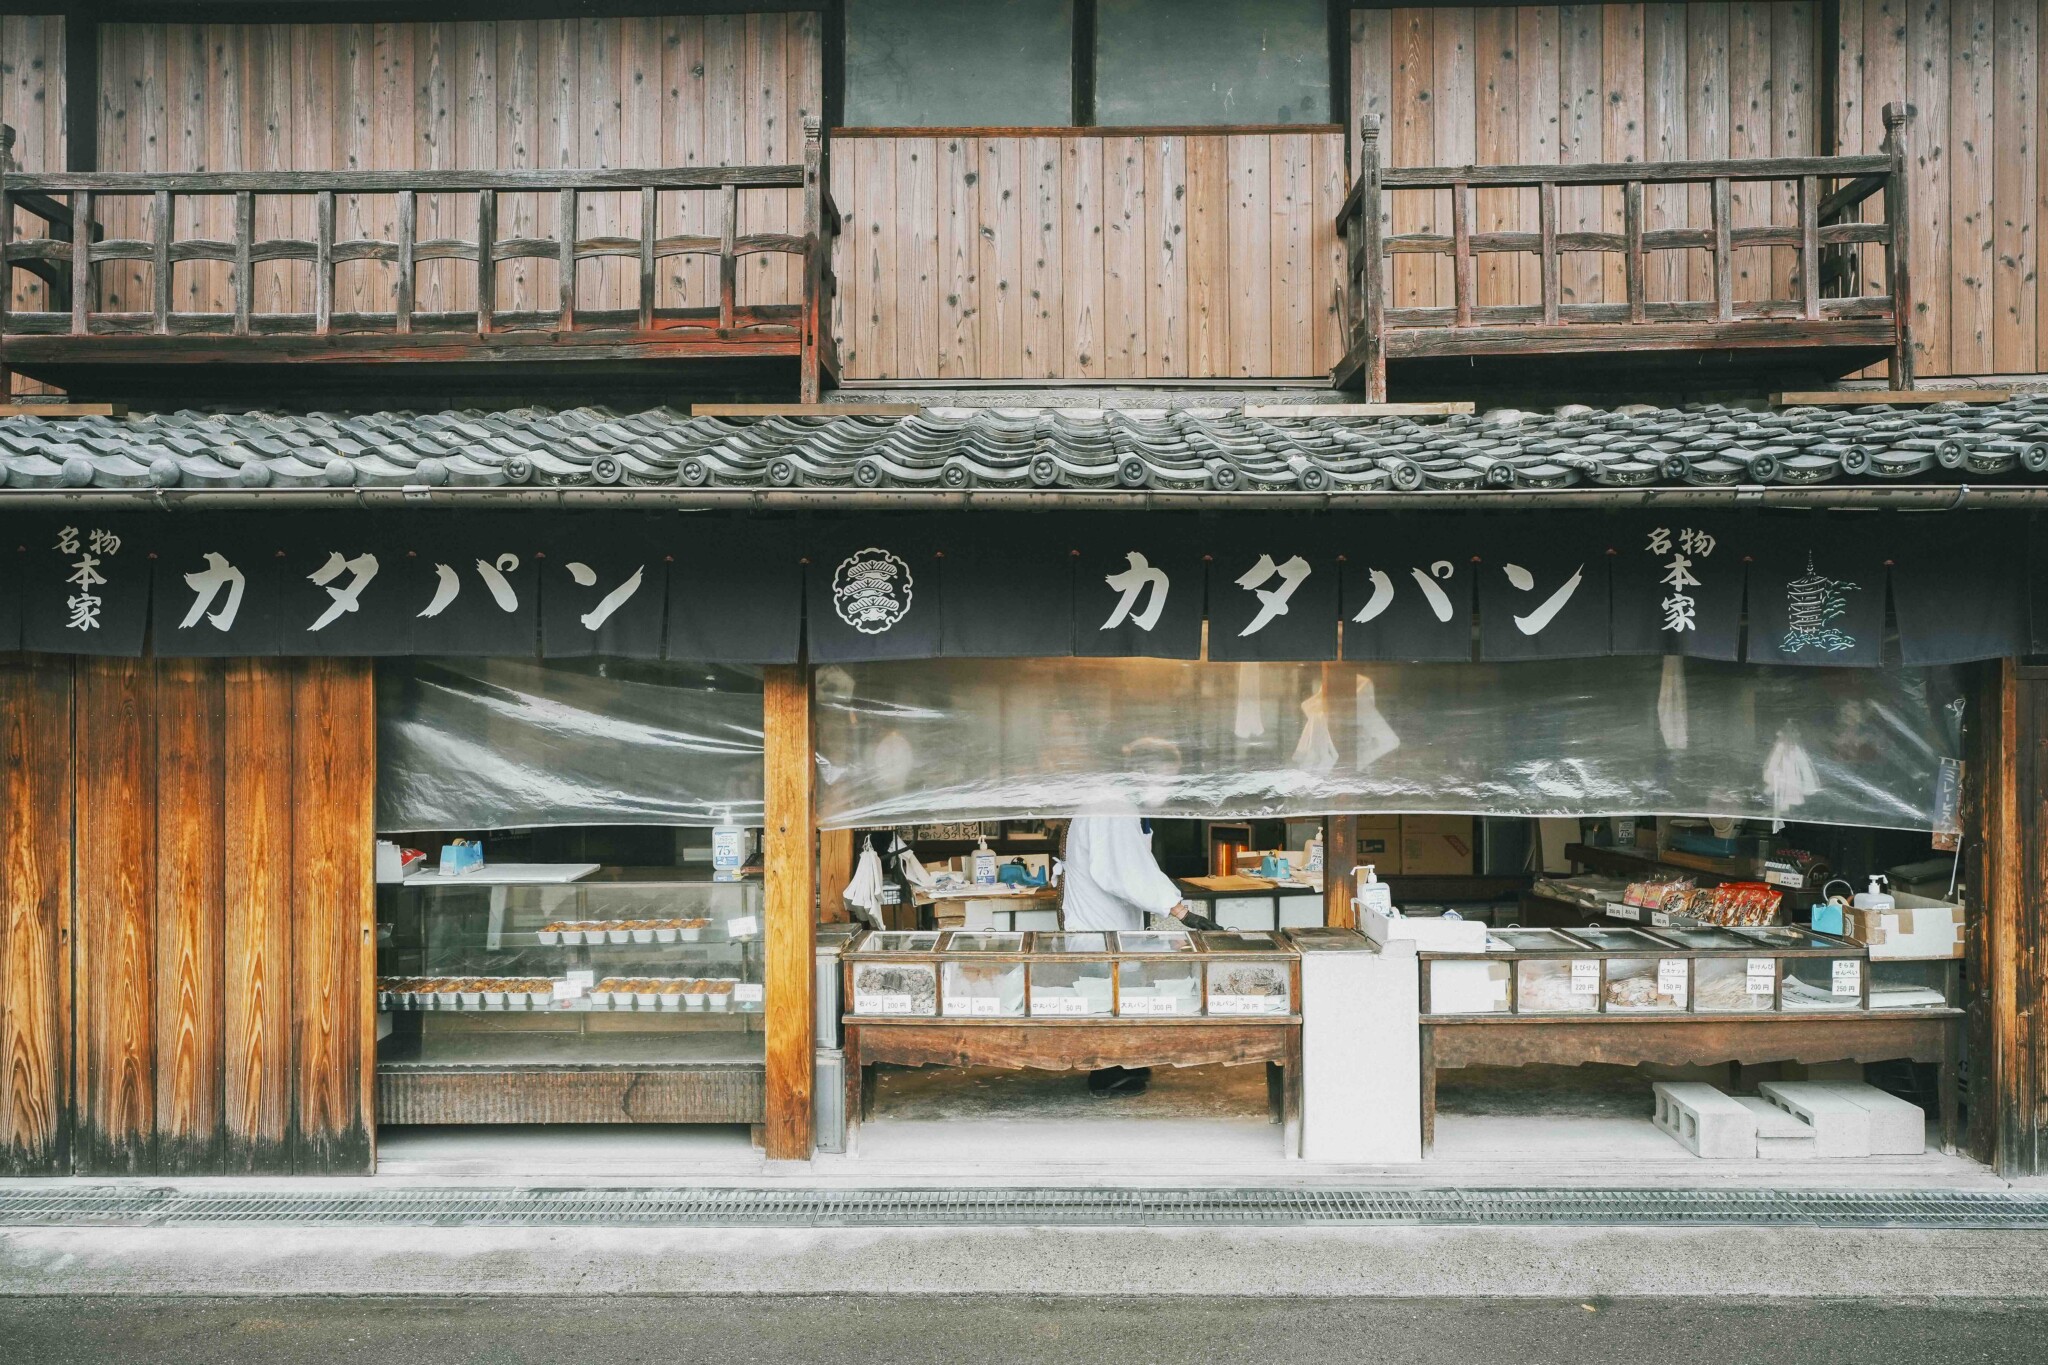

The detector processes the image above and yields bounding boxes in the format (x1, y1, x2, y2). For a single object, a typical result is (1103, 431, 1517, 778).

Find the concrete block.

(1812, 1080, 1928, 1155)
(1652, 1081, 1757, 1159)
(1303, 943, 1420, 1162)
(1757, 1081, 1873, 1158)
(1734, 1096, 1819, 1159)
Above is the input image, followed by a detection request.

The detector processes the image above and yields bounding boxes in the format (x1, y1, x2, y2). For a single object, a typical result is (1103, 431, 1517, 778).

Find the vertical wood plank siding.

(75, 658, 158, 1175)
(0, 14, 67, 397)
(289, 657, 375, 1174)
(1349, 4, 1824, 322)
(832, 129, 1349, 380)
(79, 16, 819, 320)
(1841, 0, 2043, 376)
(222, 659, 294, 1171)
(0, 656, 375, 1176)
(14, 8, 2048, 382)
(0, 656, 72, 1174)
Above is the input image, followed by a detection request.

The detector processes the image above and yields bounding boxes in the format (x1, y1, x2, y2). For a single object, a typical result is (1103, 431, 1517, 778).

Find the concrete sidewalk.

(6, 1221, 2048, 1299)
(5, 1295, 2047, 1365)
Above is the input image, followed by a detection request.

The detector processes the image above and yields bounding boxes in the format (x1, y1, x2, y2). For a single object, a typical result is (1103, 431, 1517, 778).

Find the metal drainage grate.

(2, 1186, 2047, 1230)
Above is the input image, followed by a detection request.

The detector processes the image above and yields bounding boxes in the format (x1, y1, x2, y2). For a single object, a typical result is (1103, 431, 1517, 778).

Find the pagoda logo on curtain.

(833, 547, 914, 634)
(1781, 552, 1860, 654)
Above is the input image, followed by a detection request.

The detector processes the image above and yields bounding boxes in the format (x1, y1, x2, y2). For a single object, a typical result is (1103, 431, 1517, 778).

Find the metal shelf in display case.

(373, 869, 766, 1125)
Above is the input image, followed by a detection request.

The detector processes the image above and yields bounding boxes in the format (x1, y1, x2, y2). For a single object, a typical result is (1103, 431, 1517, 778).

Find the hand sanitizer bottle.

(1355, 863, 1394, 916)
(1852, 875, 1895, 912)
(971, 836, 999, 887)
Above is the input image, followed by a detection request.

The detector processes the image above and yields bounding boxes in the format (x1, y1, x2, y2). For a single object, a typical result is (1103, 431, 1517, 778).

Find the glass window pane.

(1095, 0, 1330, 127)
(845, 0, 1073, 128)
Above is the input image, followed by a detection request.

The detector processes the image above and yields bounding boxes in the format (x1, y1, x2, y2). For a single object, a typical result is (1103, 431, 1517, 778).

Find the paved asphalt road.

(4, 1295, 2045, 1364)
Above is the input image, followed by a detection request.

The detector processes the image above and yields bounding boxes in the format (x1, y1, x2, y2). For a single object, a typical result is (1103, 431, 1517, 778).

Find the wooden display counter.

(843, 1016, 1302, 1156)
(1420, 1010, 1961, 1152)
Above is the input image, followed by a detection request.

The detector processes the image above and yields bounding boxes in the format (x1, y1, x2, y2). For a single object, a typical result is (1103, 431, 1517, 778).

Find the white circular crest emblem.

(832, 547, 914, 635)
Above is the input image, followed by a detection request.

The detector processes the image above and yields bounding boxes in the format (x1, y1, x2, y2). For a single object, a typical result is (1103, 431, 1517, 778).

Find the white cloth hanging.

(1764, 729, 1821, 817)
(1354, 674, 1401, 768)
(1657, 654, 1690, 751)
(840, 835, 935, 930)
(1233, 662, 1266, 739)
(1061, 814, 1184, 933)
(842, 843, 887, 929)
(1290, 683, 1339, 773)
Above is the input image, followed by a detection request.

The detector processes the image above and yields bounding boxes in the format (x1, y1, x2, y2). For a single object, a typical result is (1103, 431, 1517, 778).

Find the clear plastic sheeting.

(377, 658, 764, 833)
(814, 657, 1965, 831)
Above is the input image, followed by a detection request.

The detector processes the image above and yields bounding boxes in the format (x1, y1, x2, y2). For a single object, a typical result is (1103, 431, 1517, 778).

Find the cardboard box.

(1400, 816, 1475, 876)
(1354, 817, 1402, 875)
(1839, 893, 1964, 960)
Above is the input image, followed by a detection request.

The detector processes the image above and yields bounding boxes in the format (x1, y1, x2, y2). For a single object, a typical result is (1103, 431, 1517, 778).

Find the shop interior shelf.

(1565, 842, 1822, 908)
(378, 1030, 764, 1071)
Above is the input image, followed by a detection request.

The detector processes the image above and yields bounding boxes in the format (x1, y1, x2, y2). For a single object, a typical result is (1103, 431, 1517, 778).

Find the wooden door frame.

(1969, 658, 2048, 1175)
(762, 662, 817, 1159)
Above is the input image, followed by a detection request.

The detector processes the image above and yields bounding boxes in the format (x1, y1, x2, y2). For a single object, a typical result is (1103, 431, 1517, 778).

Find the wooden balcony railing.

(1333, 105, 1914, 399)
(1, 118, 840, 401)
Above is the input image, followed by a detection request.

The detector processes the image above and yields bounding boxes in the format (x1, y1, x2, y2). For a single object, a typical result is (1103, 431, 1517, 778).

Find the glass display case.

(939, 931, 1028, 1017)
(375, 869, 765, 1075)
(1028, 932, 1115, 1017)
(1417, 923, 1925, 1016)
(1200, 931, 1294, 1015)
(840, 928, 1300, 1020)
(1115, 929, 1204, 1017)
(847, 932, 942, 1016)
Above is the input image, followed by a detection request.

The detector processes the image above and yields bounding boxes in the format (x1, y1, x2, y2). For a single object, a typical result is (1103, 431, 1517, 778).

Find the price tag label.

(1570, 960, 1601, 996)
(1210, 995, 1280, 1015)
(566, 969, 595, 988)
(1649, 911, 1673, 928)
(855, 993, 914, 1015)
(969, 996, 1004, 1017)
(550, 979, 582, 1003)
(1120, 995, 1175, 1016)
(1034, 996, 1087, 1017)
(1607, 903, 1641, 922)
(733, 983, 764, 1006)
(1832, 960, 1862, 997)
(1746, 958, 1776, 995)
(727, 915, 759, 939)
(1657, 958, 1689, 998)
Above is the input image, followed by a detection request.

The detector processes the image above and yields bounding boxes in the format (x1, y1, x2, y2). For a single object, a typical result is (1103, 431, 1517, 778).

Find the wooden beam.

(690, 402, 921, 417)
(1243, 402, 1474, 418)
(1323, 816, 1356, 929)
(1969, 660, 2048, 1175)
(1771, 389, 2013, 407)
(0, 403, 127, 418)
(818, 828, 856, 924)
(763, 663, 816, 1161)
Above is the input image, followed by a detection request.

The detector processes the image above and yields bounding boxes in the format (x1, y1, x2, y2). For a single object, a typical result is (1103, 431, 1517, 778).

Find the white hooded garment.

(1061, 814, 1184, 932)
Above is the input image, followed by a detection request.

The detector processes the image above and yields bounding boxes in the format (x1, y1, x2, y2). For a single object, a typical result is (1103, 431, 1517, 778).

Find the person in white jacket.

(1058, 812, 1189, 1095)
(1062, 814, 1188, 933)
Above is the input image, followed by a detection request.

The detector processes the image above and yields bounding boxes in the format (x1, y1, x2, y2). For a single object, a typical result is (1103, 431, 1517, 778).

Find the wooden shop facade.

(0, 3, 2045, 1178)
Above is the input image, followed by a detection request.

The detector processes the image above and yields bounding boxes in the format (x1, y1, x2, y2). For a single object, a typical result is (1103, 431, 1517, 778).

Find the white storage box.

(1361, 903, 1490, 953)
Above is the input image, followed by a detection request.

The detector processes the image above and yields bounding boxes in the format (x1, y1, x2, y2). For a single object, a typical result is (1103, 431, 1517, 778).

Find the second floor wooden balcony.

(0, 120, 839, 407)
(1334, 106, 1916, 400)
